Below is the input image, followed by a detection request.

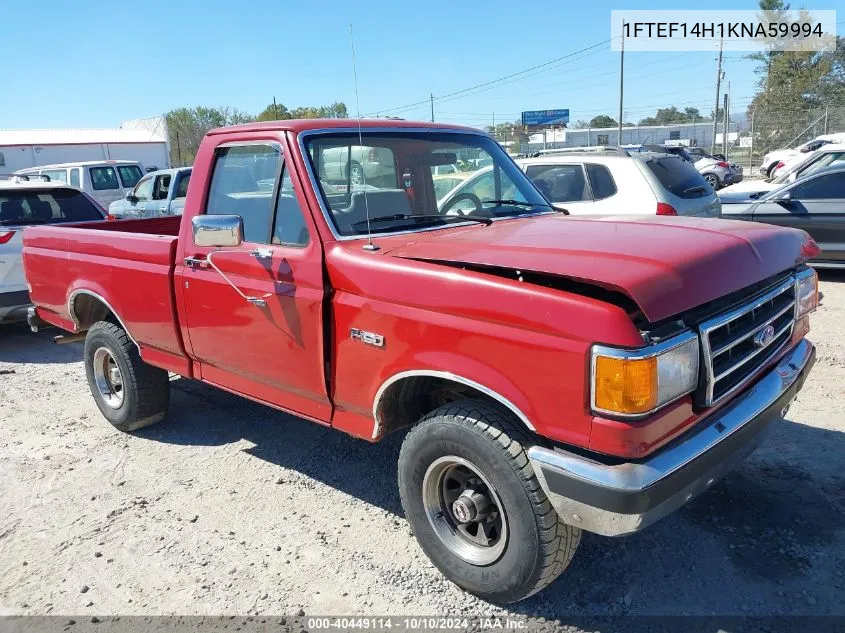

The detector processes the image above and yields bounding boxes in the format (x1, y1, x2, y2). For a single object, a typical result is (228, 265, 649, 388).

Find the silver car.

(317, 145, 396, 186)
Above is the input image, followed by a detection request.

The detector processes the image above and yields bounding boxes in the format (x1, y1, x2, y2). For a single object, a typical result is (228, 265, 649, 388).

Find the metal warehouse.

(0, 116, 170, 178)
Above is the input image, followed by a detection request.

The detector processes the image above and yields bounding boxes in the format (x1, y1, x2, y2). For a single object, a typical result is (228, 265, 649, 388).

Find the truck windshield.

(0, 189, 104, 226)
(304, 131, 551, 237)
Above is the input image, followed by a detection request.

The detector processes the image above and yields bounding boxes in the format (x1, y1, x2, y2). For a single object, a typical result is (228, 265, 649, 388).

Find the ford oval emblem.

(754, 324, 776, 349)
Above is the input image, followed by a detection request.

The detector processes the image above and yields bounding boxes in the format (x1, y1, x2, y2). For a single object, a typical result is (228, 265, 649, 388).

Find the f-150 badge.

(350, 328, 384, 347)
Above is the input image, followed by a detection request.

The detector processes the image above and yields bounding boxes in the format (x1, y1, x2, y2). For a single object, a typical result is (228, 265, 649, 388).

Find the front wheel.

(398, 399, 581, 603)
(703, 173, 720, 189)
(84, 321, 170, 432)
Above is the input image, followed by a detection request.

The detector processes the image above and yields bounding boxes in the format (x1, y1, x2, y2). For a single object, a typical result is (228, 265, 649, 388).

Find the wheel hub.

(92, 347, 125, 409)
(422, 456, 508, 565)
(451, 490, 491, 523)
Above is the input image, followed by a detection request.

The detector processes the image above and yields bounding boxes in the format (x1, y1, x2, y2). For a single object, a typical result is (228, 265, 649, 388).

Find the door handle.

(184, 256, 209, 269)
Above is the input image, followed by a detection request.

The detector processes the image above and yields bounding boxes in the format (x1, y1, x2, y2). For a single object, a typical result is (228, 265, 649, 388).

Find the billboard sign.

(521, 109, 570, 126)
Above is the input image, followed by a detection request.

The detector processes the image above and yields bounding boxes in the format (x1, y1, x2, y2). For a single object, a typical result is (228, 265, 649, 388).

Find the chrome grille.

(700, 277, 796, 406)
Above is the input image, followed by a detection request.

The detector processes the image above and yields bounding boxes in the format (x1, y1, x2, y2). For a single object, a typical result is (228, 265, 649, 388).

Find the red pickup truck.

(23, 119, 819, 602)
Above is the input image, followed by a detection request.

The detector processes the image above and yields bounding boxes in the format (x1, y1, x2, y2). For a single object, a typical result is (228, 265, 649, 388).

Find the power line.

(366, 37, 613, 116)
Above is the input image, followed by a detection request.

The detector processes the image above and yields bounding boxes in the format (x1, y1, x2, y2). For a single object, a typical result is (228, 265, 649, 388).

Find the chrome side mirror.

(192, 214, 244, 248)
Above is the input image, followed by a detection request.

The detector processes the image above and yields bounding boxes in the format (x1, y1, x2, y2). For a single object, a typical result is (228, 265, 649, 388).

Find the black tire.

(83, 321, 170, 432)
(398, 399, 581, 603)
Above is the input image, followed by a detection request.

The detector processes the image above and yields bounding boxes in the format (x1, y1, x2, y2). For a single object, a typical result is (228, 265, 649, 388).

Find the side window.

(586, 163, 617, 200)
(117, 165, 143, 188)
(174, 171, 191, 198)
(272, 168, 310, 246)
(790, 173, 845, 200)
(525, 164, 590, 203)
(42, 169, 69, 183)
(206, 143, 282, 243)
(133, 176, 154, 201)
(70, 168, 80, 188)
(152, 174, 172, 200)
(90, 167, 119, 190)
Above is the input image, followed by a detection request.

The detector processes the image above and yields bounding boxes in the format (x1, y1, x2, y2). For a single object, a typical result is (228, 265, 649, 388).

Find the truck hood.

(381, 214, 811, 323)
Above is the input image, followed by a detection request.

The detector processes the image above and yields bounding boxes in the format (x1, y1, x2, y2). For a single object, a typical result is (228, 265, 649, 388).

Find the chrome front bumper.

(528, 338, 815, 537)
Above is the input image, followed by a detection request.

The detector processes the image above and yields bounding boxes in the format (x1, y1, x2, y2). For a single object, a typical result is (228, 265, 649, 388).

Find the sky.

(0, 0, 839, 131)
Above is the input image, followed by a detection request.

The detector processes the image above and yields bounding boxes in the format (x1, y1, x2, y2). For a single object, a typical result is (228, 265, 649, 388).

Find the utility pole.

(492, 112, 495, 136)
(176, 130, 182, 167)
(711, 37, 723, 154)
(618, 20, 625, 147)
(273, 96, 278, 119)
(430, 94, 434, 123)
(749, 110, 755, 174)
(824, 103, 830, 134)
(722, 93, 729, 156)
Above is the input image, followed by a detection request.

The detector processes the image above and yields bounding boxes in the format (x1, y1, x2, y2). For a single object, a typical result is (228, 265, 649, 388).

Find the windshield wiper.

(683, 186, 707, 195)
(351, 213, 492, 229)
(482, 199, 553, 209)
(0, 218, 49, 226)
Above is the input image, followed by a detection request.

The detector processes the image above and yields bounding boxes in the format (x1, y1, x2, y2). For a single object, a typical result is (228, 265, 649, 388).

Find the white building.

(523, 120, 742, 153)
(0, 116, 170, 178)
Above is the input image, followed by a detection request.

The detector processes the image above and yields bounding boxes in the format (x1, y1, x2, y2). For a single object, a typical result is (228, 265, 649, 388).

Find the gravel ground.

(1, 273, 843, 623)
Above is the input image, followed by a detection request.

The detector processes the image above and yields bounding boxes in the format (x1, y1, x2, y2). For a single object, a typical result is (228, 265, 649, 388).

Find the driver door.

(179, 140, 330, 421)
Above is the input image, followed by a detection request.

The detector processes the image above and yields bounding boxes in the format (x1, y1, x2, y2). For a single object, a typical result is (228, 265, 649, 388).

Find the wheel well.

(70, 293, 115, 331)
(374, 375, 533, 439)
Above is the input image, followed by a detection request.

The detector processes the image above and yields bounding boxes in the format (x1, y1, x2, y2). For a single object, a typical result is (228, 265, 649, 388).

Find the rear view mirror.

(411, 152, 458, 167)
(125, 191, 136, 201)
(192, 214, 244, 248)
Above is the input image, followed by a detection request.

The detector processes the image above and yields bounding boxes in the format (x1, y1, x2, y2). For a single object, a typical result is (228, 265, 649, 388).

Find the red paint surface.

(21, 119, 813, 459)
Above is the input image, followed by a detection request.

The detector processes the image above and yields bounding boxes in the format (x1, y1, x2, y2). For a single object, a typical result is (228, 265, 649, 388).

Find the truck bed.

(22, 215, 188, 372)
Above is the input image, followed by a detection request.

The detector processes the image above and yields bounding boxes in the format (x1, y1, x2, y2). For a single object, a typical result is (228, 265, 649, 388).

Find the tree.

(167, 101, 348, 165)
(638, 106, 707, 126)
(589, 115, 617, 128)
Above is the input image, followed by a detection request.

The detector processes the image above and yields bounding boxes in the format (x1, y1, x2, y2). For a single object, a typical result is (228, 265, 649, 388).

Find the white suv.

(439, 150, 721, 217)
(0, 180, 105, 323)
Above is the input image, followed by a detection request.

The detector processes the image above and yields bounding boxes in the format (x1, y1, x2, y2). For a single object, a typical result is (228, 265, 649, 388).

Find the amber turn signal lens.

(594, 356, 658, 415)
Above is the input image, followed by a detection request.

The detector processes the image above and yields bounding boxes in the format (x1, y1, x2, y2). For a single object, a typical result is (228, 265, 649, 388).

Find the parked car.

(1, 180, 105, 322)
(317, 144, 396, 186)
(108, 167, 192, 219)
(440, 151, 721, 217)
(759, 133, 845, 177)
(721, 165, 845, 268)
(14, 161, 144, 209)
(720, 144, 845, 201)
(24, 119, 818, 602)
(655, 145, 742, 189)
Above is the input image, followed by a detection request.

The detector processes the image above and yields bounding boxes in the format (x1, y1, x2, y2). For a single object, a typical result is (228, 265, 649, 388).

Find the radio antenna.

(349, 24, 378, 251)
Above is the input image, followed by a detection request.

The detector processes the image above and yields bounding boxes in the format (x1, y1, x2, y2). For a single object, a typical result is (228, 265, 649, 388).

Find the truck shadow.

(0, 323, 82, 365)
(818, 269, 845, 284)
(138, 378, 406, 515)
(139, 379, 845, 614)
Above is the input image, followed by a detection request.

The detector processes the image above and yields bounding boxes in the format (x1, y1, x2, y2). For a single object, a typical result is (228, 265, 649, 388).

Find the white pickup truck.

(107, 167, 192, 219)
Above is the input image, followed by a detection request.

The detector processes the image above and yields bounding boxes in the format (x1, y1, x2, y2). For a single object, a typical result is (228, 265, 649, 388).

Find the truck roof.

(208, 119, 480, 136)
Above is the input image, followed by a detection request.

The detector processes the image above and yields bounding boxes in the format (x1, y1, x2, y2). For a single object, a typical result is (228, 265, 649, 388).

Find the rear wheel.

(84, 321, 170, 431)
(703, 173, 720, 189)
(398, 399, 581, 603)
(347, 161, 364, 186)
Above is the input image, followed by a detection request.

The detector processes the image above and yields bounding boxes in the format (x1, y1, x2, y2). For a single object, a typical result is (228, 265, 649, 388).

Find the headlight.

(795, 268, 818, 318)
(592, 332, 699, 417)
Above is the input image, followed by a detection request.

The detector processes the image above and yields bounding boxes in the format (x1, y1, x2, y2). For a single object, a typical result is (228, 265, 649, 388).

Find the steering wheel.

(440, 192, 483, 216)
